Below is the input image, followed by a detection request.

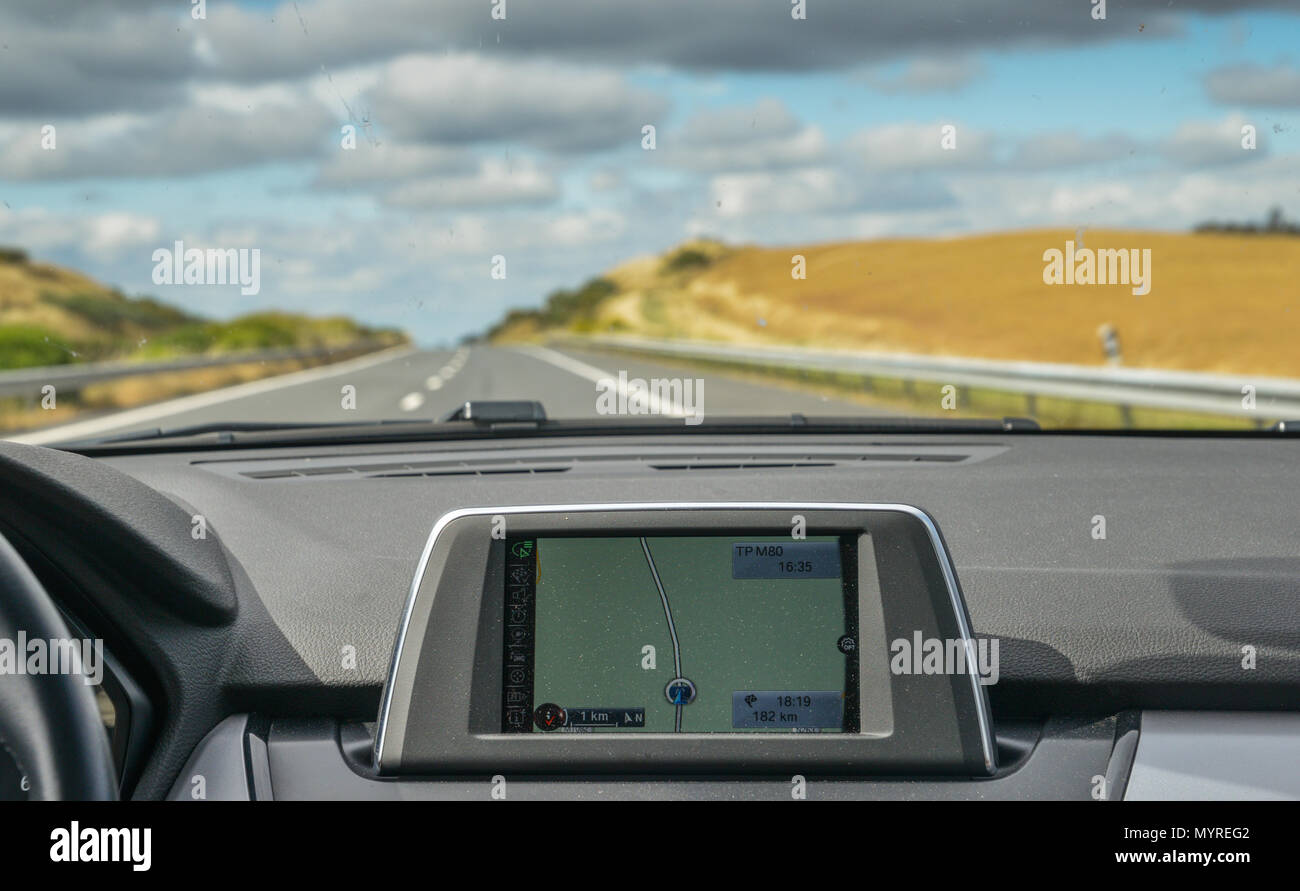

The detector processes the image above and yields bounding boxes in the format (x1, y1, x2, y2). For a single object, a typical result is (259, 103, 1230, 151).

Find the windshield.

(2, 1, 1298, 442)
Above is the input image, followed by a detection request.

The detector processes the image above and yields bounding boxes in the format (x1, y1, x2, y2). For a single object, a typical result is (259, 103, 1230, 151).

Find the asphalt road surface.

(9, 344, 894, 445)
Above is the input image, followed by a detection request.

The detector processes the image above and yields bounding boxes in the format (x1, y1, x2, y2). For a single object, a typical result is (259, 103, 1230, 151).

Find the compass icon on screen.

(664, 678, 697, 706)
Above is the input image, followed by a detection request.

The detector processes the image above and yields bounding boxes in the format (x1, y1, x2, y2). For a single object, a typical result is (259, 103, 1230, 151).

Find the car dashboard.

(1, 432, 1298, 801)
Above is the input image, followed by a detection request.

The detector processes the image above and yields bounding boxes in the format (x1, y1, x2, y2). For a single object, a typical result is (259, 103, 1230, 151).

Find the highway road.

(9, 343, 890, 445)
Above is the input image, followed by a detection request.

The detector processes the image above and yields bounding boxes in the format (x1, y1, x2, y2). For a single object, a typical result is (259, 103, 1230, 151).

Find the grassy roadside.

(0, 343, 390, 435)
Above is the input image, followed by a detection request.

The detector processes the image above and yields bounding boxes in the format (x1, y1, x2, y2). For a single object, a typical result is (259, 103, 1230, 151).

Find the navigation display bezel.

(375, 503, 996, 776)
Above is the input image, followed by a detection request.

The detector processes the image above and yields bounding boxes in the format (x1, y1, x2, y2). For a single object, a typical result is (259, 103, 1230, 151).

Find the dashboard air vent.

(201, 443, 1005, 482)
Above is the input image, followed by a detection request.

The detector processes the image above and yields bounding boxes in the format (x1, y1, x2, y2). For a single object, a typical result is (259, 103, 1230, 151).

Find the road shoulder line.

(7, 345, 417, 445)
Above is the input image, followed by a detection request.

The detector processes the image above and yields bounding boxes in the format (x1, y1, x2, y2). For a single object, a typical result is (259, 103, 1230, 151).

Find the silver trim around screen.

(373, 502, 996, 773)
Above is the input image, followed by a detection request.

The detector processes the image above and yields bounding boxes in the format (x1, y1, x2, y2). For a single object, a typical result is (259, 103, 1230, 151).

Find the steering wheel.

(0, 531, 117, 800)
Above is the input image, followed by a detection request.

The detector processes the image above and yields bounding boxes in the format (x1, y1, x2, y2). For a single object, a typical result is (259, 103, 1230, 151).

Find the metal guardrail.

(558, 334, 1300, 420)
(0, 341, 395, 400)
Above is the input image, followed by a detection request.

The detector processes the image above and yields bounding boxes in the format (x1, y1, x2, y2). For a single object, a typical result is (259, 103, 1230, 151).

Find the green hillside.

(0, 246, 405, 371)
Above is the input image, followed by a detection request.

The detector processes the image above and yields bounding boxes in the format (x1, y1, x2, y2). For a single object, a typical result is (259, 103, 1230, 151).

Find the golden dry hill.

(491, 230, 1300, 378)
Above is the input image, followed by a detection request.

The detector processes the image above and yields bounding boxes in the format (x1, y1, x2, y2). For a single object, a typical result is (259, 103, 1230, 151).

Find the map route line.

(639, 536, 684, 731)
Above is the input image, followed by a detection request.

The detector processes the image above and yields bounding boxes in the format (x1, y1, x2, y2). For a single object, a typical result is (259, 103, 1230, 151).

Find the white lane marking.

(6, 345, 418, 445)
(512, 345, 689, 417)
(399, 391, 426, 412)
(426, 347, 470, 391)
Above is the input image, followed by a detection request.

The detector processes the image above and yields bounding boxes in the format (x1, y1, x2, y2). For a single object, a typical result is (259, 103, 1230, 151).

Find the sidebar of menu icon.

(502, 538, 537, 733)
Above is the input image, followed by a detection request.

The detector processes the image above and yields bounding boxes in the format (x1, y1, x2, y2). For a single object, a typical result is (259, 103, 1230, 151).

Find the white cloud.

(1011, 131, 1138, 169)
(0, 99, 336, 180)
(381, 159, 559, 208)
(942, 154, 1300, 231)
(1045, 182, 1137, 217)
(1205, 62, 1300, 106)
(1159, 114, 1264, 166)
(863, 55, 986, 93)
(314, 143, 475, 187)
(546, 210, 628, 247)
(848, 122, 996, 171)
(709, 168, 865, 218)
(588, 170, 623, 192)
(367, 53, 668, 153)
(666, 99, 827, 172)
(85, 213, 163, 260)
(0, 206, 160, 262)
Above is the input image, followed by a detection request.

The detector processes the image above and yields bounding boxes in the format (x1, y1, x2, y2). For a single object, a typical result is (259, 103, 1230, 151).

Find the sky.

(0, 0, 1297, 345)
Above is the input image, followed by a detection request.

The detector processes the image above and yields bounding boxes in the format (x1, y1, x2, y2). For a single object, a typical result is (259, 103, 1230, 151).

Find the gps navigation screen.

(501, 534, 860, 734)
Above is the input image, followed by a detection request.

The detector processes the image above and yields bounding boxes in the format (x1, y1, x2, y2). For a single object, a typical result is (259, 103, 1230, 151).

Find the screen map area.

(502, 535, 860, 734)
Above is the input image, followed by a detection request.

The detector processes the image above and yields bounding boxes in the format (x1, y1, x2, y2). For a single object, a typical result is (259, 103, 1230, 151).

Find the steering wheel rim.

(0, 530, 117, 800)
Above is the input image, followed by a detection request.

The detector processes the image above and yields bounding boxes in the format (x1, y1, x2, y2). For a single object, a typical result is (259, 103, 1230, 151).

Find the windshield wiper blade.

(89, 401, 552, 445)
(59, 410, 1040, 455)
(85, 419, 421, 445)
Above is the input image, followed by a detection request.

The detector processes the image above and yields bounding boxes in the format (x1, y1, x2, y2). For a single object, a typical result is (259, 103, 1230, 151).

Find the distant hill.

(487, 229, 1300, 378)
(0, 247, 405, 370)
